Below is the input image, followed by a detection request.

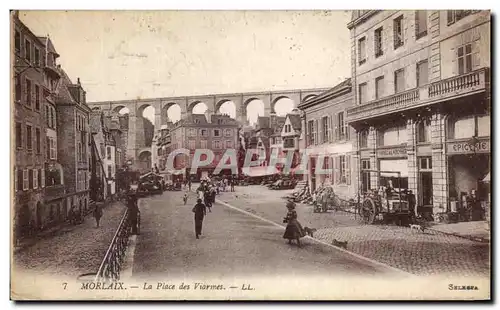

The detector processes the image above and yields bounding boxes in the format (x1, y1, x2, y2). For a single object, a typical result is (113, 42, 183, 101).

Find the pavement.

(212, 185, 490, 277)
(428, 221, 490, 243)
(13, 201, 127, 279)
(128, 189, 405, 282)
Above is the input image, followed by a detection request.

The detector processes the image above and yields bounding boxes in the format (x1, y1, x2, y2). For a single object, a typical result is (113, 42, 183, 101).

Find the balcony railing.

(347, 67, 488, 123)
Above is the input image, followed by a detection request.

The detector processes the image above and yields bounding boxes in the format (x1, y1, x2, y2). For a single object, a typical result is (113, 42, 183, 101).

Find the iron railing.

(94, 209, 131, 282)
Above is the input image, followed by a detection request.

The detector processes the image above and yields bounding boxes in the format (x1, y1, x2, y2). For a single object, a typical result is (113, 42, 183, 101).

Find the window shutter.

(318, 119, 323, 144)
(23, 169, 28, 191)
(471, 41, 480, 69)
(344, 112, 350, 140)
(314, 120, 318, 145)
(451, 47, 457, 76)
(328, 116, 333, 142)
(333, 113, 339, 141)
(41, 168, 45, 188)
(33, 169, 38, 189)
(14, 167, 17, 192)
(335, 156, 341, 184)
(346, 155, 351, 185)
(330, 157, 335, 183)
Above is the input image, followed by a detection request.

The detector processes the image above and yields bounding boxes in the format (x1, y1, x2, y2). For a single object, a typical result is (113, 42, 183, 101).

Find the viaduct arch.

(87, 88, 328, 163)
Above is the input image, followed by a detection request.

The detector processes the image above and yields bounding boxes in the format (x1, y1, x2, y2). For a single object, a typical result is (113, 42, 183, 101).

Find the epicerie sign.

(447, 140, 490, 154)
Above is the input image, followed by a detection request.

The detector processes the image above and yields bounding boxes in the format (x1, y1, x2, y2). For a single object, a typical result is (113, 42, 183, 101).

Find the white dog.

(409, 224, 425, 233)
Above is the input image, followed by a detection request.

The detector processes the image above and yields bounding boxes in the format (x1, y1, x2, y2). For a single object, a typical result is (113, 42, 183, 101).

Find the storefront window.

(417, 118, 431, 143)
(448, 114, 490, 139)
(379, 125, 407, 146)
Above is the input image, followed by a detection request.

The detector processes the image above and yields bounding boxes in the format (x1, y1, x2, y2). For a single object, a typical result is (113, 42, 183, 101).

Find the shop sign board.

(377, 147, 407, 158)
(447, 139, 490, 154)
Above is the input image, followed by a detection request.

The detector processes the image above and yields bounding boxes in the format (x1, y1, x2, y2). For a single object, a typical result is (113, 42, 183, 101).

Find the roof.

(37, 36, 59, 56)
(298, 78, 352, 109)
(54, 68, 77, 105)
(287, 114, 302, 131)
(257, 116, 270, 129)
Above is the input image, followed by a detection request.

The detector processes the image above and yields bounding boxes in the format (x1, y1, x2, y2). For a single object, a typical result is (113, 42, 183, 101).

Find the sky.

(20, 10, 351, 124)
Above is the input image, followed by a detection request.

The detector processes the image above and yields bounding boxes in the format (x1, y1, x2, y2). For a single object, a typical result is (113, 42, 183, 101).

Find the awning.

(242, 166, 280, 177)
(379, 159, 409, 178)
(483, 172, 490, 183)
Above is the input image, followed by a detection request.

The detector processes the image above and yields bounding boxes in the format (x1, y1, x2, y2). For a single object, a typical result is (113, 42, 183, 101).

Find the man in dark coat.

(127, 190, 140, 235)
(192, 198, 207, 239)
(204, 189, 212, 212)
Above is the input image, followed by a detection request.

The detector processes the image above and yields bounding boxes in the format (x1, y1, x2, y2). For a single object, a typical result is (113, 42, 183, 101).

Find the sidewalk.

(13, 201, 127, 279)
(428, 221, 490, 243)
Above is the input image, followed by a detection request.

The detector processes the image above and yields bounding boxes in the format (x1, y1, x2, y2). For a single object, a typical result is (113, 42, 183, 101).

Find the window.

(34, 85, 40, 110)
(24, 39, 31, 62)
(189, 128, 197, 137)
(34, 47, 40, 66)
(358, 82, 368, 104)
(17, 169, 23, 191)
(415, 11, 428, 39)
(213, 141, 221, 149)
(394, 68, 405, 93)
(188, 140, 195, 149)
(358, 37, 366, 65)
(38, 168, 43, 188)
(15, 29, 21, 53)
(200, 129, 207, 137)
(35, 128, 41, 153)
(417, 118, 431, 143)
(322, 116, 329, 143)
(419, 157, 432, 170)
(393, 15, 404, 49)
(416, 60, 429, 87)
(458, 44, 472, 75)
(307, 120, 315, 146)
(26, 125, 32, 151)
(15, 76, 21, 103)
(22, 169, 29, 190)
(107, 146, 111, 160)
(448, 114, 490, 139)
(33, 169, 38, 189)
(16, 122, 22, 149)
(447, 10, 473, 25)
(224, 129, 232, 137)
(284, 124, 292, 133)
(361, 159, 371, 192)
(28, 169, 33, 189)
(359, 130, 369, 148)
(200, 140, 207, 149)
(284, 138, 294, 148)
(375, 76, 384, 99)
(226, 140, 233, 148)
(338, 112, 347, 140)
(339, 156, 347, 184)
(379, 125, 408, 146)
(26, 79, 32, 107)
(374, 27, 383, 57)
(214, 129, 221, 137)
(108, 165, 112, 178)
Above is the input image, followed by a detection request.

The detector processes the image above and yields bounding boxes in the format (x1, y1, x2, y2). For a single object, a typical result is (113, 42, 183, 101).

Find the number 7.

(62, 282, 67, 290)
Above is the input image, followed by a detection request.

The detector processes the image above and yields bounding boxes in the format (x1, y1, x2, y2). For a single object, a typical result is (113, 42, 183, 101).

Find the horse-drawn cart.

(359, 170, 410, 225)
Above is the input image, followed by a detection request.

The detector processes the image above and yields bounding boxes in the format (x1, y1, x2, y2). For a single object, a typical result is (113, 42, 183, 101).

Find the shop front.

(446, 138, 490, 221)
(377, 146, 409, 191)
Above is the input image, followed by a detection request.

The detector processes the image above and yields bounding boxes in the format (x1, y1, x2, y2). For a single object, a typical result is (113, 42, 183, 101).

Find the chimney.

(77, 78, 81, 85)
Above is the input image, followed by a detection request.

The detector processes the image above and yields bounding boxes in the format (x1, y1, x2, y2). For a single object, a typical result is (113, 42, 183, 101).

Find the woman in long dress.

(282, 201, 306, 247)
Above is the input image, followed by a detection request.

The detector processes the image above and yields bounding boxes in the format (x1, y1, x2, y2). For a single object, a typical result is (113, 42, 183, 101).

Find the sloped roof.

(287, 114, 302, 131)
(54, 69, 79, 105)
(37, 36, 59, 56)
(298, 78, 352, 109)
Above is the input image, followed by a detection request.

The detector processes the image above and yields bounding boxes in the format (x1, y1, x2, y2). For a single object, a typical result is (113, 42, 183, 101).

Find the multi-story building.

(167, 111, 240, 180)
(346, 10, 490, 218)
(298, 79, 357, 198)
(254, 113, 286, 166)
(12, 12, 63, 238)
(55, 70, 91, 215)
(280, 109, 302, 170)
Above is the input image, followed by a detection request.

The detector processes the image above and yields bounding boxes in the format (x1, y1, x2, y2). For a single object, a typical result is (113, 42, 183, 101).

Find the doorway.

(418, 157, 433, 207)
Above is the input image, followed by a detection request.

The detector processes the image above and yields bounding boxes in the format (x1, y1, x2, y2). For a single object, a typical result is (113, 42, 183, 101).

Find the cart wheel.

(361, 198, 376, 224)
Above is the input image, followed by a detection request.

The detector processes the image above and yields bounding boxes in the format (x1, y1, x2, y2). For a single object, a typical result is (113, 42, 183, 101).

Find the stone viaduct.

(87, 87, 329, 163)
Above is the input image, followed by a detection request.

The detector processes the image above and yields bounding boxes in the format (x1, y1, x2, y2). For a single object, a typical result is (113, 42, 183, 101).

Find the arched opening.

(190, 101, 208, 114)
(273, 97, 295, 116)
(162, 103, 181, 124)
(137, 104, 155, 148)
(138, 150, 152, 173)
(217, 100, 236, 119)
(245, 99, 265, 126)
(113, 105, 130, 115)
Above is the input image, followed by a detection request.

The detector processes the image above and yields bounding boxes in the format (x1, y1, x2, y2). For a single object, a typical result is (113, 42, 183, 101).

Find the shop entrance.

(418, 157, 433, 206)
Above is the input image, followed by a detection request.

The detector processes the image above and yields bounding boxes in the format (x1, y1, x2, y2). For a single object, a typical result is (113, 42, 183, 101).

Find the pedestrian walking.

(127, 189, 140, 235)
(192, 198, 207, 239)
(204, 188, 212, 212)
(283, 201, 306, 247)
(230, 179, 235, 192)
(188, 179, 192, 191)
(93, 204, 103, 228)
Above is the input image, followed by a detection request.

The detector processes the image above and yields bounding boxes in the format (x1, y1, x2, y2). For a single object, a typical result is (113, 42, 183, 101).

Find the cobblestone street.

(214, 185, 490, 277)
(13, 202, 127, 279)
